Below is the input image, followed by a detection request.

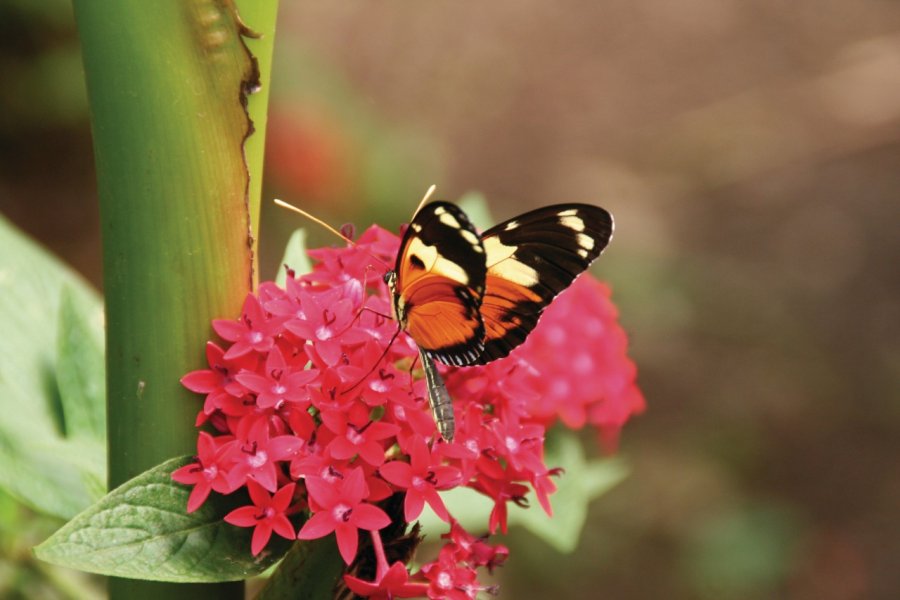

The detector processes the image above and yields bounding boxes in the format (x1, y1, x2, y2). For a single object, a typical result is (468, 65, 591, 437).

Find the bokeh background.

(2, 1, 899, 598)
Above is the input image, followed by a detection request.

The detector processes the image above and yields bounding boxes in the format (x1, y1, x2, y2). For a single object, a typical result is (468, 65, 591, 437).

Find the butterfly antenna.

(273, 198, 398, 273)
(273, 199, 357, 247)
(411, 184, 437, 220)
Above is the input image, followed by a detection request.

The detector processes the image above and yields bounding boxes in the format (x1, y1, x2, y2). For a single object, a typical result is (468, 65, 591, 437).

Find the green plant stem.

(71, 1, 278, 598)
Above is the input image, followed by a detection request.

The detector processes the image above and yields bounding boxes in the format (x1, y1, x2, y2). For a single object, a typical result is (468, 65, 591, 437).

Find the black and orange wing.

(476, 204, 613, 363)
(392, 201, 488, 366)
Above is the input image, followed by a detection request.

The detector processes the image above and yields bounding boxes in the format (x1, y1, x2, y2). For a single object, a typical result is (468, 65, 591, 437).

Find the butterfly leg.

(407, 352, 420, 390)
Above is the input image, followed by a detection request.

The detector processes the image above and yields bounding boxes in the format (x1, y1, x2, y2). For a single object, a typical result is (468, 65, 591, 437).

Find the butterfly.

(383, 201, 614, 440)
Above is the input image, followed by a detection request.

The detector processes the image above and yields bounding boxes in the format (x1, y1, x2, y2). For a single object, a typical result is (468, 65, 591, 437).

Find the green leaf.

(56, 287, 106, 441)
(35, 456, 290, 582)
(275, 228, 313, 286)
(418, 431, 628, 553)
(253, 537, 343, 600)
(456, 191, 494, 231)
(509, 433, 629, 553)
(0, 214, 106, 519)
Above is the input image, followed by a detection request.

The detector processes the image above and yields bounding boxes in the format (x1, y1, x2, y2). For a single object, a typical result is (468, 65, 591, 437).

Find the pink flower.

(171, 432, 239, 512)
(442, 520, 508, 572)
(282, 287, 366, 366)
(420, 546, 495, 600)
(213, 293, 282, 359)
(227, 419, 304, 492)
(381, 436, 462, 523)
(321, 410, 400, 467)
(224, 480, 296, 556)
(234, 345, 317, 409)
(515, 277, 645, 442)
(297, 467, 391, 564)
(345, 561, 425, 599)
(343, 530, 428, 599)
(181, 342, 257, 423)
(175, 220, 644, 597)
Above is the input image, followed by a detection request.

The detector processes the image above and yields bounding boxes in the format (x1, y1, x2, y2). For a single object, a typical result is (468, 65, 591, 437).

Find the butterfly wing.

(393, 201, 488, 366)
(476, 204, 613, 363)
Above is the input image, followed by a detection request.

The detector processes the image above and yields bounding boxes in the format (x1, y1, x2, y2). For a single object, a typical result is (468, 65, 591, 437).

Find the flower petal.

(251, 521, 273, 556)
(297, 510, 337, 540)
(272, 514, 296, 541)
(379, 461, 412, 488)
(350, 503, 391, 531)
(224, 505, 259, 528)
(404, 490, 425, 522)
(334, 522, 359, 564)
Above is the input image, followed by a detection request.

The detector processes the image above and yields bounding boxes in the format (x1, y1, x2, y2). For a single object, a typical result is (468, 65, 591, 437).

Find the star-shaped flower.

(224, 480, 296, 556)
(297, 467, 390, 564)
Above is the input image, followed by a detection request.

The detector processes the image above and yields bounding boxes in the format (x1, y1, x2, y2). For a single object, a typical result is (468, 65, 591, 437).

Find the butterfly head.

(383, 269, 406, 326)
(383, 269, 397, 289)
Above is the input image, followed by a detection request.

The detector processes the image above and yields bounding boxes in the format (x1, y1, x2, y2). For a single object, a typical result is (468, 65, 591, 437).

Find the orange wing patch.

(388, 201, 488, 366)
(405, 283, 484, 365)
(478, 274, 543, 361)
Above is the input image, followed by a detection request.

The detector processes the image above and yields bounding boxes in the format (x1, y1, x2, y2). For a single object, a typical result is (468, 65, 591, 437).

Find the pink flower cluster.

(172, 224, 643, 598)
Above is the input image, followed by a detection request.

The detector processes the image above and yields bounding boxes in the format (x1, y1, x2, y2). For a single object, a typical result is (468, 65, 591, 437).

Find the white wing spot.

(558, 209, 578, 217)
(577, 248, 590, 259)
(484, 237, 539, 286)
(406, 238, 470, 284)
(411, 223, 423, 232)
(559, 215, 585, 232)
(438, 211, 462, 229)
(576, 233, 595, 250)
(504, 220, 520, 231)
(460, 229, 481, 249)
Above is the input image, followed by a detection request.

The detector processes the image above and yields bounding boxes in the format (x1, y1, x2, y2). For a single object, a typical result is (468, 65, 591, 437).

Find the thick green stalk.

(72, 1, 278, 598)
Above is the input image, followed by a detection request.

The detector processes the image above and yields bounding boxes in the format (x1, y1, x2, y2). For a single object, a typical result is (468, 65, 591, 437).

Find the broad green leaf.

(254, 537, 343, 600)
(418, 431, 628, 553)
(0, 214, 106, 519)
(56, 287, 106, 441)
(416, 486, 491, 536)
(35, 456, 291, 582)
(275, 228, 312, 286)
(510, 434, 629, 553)
(456, 191, 494, 231)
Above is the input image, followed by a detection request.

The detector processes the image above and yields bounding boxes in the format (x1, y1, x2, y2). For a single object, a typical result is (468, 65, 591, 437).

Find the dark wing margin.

(395, 201, 488, 366)
(476, 203, 613, 364)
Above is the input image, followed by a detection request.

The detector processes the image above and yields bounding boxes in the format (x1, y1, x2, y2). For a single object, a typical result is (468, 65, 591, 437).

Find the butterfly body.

(385, 201, 614, 441)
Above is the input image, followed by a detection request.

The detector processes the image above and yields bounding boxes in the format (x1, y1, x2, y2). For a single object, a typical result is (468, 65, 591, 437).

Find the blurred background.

(2, 1, 899, 598)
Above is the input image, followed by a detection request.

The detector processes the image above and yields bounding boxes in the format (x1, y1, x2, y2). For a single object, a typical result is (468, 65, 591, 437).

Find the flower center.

(332, 502, 352, 522)
(249, 331, 264, 344)
(346, 428, 364, 446)
(369, 379, 389, 393)
(248, 450, 268, 469)
(436, 571, 453, 590)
